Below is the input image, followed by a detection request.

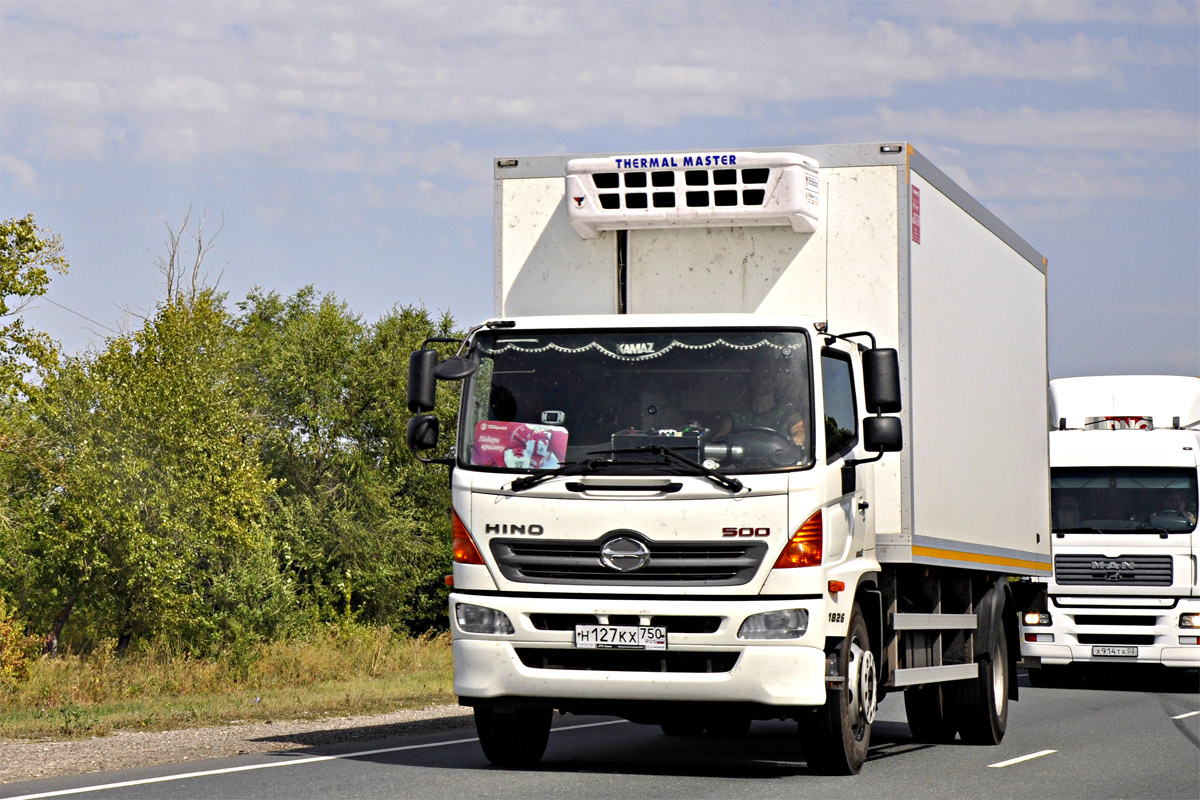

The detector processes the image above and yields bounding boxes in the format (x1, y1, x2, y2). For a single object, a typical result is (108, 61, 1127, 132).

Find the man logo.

(1090, 560, 1135, 571)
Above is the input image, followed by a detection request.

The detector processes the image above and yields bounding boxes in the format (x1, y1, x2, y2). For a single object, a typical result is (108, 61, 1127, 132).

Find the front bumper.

(450, 593, 830, 707)
(1020, 598, 1200, 669)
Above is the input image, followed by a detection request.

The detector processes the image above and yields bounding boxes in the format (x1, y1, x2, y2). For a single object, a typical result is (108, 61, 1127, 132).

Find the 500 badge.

(722, 527, 770, 537)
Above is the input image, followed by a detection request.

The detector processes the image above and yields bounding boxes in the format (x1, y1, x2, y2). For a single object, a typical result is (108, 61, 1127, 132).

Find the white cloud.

(890, 0, 1199, 28)
(42, 122, 109, 160)
(141, 76, 231, 113)
(3, 0, 1194, 174)
(0, 154, 36, 190)
(827, 106, 1199, 153)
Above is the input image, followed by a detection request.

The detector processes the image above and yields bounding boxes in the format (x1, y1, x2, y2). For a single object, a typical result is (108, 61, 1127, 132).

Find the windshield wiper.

(510, 446, 745, 494)
(605, 444, 744, 494)
(1053, 526, 1107, 535)
(508, 457, 620, 492)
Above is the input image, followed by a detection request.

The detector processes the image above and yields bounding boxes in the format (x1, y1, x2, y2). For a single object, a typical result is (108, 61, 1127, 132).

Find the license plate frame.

(1091, 645, 1137, 658)
(574, 624, 667, 650)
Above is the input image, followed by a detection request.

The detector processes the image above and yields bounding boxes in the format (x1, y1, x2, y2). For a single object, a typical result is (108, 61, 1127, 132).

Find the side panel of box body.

(495, 176, 617, 316)
(902, 165, 1051, 574)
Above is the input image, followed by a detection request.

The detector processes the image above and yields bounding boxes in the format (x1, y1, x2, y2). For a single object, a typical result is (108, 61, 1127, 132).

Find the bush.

(0, 595, 41, 690)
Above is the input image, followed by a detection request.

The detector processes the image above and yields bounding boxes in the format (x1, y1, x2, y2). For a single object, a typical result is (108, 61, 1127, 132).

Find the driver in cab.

(715, 355, 808, 454)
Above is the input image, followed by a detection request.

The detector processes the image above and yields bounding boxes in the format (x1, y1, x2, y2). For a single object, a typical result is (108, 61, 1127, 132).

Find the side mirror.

(864, 415, 903, 452)
(407, 350, 438, 413)
(863, 348, 901, 414)
(406, 414, 440, 452)
(433, 355, 479, 380)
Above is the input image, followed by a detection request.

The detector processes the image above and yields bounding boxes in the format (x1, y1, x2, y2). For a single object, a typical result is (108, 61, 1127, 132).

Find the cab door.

(821, 345, 864, 563)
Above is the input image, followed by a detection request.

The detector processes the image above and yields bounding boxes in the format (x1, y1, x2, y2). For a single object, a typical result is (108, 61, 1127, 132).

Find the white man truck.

(407, 143, 1052, 774)
(1021, 375, 1200, 684)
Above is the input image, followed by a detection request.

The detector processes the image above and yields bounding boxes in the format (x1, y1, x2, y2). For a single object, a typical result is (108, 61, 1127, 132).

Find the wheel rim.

(991, 644, 1006, 716)
(847, 637, 878, 733)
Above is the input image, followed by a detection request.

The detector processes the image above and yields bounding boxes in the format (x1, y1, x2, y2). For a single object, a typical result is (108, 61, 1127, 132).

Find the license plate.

(574, 625, 666, 650)
(1092, 645, 1137, 658)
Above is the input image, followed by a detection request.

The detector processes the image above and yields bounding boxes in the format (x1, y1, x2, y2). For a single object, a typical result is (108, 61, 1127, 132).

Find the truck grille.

(515, 648, 739, 673)
(1054, 554, 1172, 586)
(491, 538, 767, 586)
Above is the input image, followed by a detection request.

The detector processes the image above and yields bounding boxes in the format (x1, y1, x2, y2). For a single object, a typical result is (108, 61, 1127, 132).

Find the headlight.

(738, 609, 808, 640)
(1179, 613, 1200, 629)
(1023, 611, 1052, 626)
(455, 603, 515, 635)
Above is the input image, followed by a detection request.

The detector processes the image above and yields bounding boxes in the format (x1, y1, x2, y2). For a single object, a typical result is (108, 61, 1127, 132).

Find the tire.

(799, 602, 877, 775)
(903, 684, 957, 743)
(950, 624, 1009, 745)
(474, 706, 552, 767)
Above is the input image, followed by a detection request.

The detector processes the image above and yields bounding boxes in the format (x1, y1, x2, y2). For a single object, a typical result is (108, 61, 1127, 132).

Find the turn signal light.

(452, 509, 485, 565)
(774, 510, 822, 569)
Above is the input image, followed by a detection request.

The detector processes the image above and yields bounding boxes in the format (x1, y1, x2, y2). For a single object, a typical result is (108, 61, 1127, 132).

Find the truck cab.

(1021, 376, 1200, 682)
(408, 144, 1050, 773)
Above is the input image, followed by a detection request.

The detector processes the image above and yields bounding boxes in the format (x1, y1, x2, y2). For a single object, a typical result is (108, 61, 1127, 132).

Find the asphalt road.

(7, 670, 1198, 800)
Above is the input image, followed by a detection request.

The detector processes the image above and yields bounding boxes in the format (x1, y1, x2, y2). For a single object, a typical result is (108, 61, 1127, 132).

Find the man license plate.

(1092, 645, 1137, 657)
(574, 625, 666, 650)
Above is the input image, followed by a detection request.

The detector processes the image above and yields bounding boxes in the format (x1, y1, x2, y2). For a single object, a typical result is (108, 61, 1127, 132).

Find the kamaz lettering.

(617, 342, 655, 355)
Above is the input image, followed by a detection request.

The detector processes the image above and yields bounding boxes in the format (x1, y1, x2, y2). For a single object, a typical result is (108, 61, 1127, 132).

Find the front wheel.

(799, 602, 877, 774)
(475, 706, 552, 767)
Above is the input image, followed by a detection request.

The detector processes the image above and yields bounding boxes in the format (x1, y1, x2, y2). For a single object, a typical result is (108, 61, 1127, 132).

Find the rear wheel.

(950, 625, 1009, 744)
(475, 706, 552, 767)
(799, 603, 877, 774)
(903, 683, 957, 743)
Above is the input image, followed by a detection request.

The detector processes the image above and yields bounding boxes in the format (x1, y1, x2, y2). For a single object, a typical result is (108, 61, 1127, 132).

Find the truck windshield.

(1051, 467, 1198, 532)
(459, 329, 814, 474)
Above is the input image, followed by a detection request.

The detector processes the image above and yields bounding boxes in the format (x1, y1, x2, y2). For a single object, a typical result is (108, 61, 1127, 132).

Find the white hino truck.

(1020, 375, 1200, 684)
(406, 143, 1052, 774)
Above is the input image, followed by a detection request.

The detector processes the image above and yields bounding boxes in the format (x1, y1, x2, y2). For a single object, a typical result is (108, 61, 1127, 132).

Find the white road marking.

(7, 720, 626, 800)
(1170, 710, 1200, 720)
(988, 749, 1057, 768)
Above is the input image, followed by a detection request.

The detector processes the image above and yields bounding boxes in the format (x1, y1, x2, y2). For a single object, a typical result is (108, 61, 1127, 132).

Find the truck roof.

(1050, 428, 1200, 468)
(472, 312, 824, 332)
(1050, 375, 1200, 430)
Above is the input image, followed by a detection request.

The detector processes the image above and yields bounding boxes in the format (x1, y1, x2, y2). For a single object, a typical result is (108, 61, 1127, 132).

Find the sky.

(1, 0, 1197, 379)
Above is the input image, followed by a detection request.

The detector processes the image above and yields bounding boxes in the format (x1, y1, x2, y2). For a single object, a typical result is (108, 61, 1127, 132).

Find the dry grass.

(0, 625, 455, 740)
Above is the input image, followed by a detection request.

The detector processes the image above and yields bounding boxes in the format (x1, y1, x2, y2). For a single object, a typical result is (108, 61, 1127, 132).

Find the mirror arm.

(821, 329, 877, 350)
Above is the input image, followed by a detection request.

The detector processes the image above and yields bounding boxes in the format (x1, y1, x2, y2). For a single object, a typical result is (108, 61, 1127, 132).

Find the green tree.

(236, 288, 457, 632)
(3, 291, 290, 654)
(0, 215, 69, 399)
